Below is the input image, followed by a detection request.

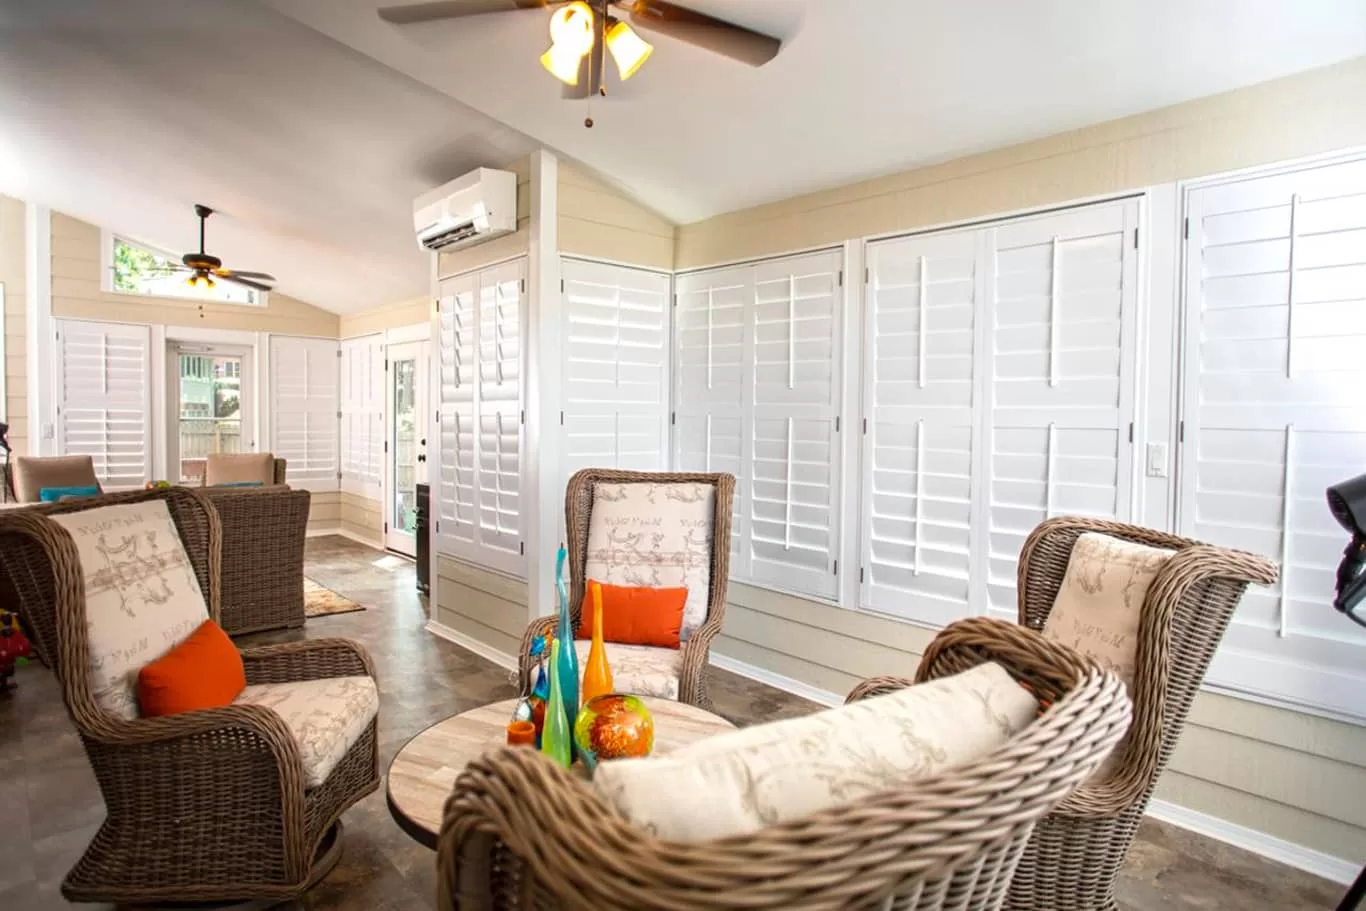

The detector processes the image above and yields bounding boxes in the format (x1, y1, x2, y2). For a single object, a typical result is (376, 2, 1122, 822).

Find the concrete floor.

(0, 535, 1346, 909)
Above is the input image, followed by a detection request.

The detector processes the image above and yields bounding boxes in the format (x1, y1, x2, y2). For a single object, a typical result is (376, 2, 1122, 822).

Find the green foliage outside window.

(112, 237, 175, 292)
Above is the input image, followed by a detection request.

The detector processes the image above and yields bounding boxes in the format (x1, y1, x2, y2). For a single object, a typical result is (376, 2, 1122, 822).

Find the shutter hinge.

(384, 359, 389, 371)
(833, 559, 838, 576)
(436, 520, 441, 533)
(859, 566, 865, 584)
(436, 410, 441, 424)
(1183, 217, 1190, 240)
(337, 470, 343, 481)
(520, 409, 525, 425)
(384, 521, 389, 533)
(436, 298, 440, 313)
(864, 266, 870, 284)
(1133, 227, 1139, 250)
(336, 348, 342, 358)
(519, 541, 526, 555)
(1179, 420, 1185, 443)
(336, 410, 342, 419)
(673, 292, 679, 308)
(1128, 422, 1134, 443)
(560, 410, 565, 426)
(837, 270, 843, 287)
(560, 279, 565, 293)
(520, 278, 526, 293)
(670, 412, 676, 425)
(384, 440, 388, 453)
(835, 416, 840, 432)
(862, 418, 868, 435)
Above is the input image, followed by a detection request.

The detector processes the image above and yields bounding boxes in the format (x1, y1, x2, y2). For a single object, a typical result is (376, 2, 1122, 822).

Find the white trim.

(436, 252, 528, 282)
(559, 252, 674, 276)
(425, 619, 517, 671)
(1146, 798, 1358, 886)
(26, 203, 53, 455)
(305, 526, 343, 539)
(674, 243, 845, 277)
(526, 149, 560, 620)
(707, 651, 842, 708)
(383, 321, 431, 345)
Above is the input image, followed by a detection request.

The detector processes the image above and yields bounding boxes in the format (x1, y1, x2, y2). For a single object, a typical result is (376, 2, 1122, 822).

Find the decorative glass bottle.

(554, 545, 580, 731)
(581, 580, 614, 704)
(540, 636, 572, 768)
(526, 635, 550, 747)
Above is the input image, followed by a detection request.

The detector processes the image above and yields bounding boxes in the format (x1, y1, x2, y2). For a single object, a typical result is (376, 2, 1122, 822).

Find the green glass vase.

(540, 637, 572, 768)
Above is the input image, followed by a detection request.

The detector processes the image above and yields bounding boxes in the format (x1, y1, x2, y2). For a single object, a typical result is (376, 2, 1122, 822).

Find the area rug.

(304, 578, 367, 619)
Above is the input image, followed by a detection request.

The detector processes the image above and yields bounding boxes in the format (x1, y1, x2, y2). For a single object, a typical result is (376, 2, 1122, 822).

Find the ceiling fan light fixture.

(605, 17, 652, 81)
(541, 1, 594, 85)
(185, 272, 215, 290)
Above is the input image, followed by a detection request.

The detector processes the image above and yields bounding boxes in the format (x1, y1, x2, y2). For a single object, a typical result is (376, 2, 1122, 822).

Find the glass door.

(170, 343, 252, 484)
(385, 340, 428, 555)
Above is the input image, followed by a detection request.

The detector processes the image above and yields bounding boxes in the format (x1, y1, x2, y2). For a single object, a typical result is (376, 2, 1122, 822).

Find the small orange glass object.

(506, 720, 536, 746)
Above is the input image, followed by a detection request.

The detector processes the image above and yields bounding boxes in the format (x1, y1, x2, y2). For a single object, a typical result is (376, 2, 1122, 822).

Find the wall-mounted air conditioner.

(413, 167, 517, 253)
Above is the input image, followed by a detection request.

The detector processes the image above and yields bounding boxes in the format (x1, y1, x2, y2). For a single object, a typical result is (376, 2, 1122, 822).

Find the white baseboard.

(1146, 798, 1357, 885)
(709, 652, 1358, 886)
(708, 651, 842, 707)
(305, 526, 341, 538)
(307, 526, 385, 550)
(425, 619, 516, 672)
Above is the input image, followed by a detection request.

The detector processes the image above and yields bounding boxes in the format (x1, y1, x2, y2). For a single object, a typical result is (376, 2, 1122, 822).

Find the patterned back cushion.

(591, 662, 1039, 840)
(1042, 532, 1175, 692)
(52, 500, 210, 719)
(584, 482, 715, 640)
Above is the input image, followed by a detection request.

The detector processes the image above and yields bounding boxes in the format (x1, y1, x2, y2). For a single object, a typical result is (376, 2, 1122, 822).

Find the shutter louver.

(340, 335, 384, 497)
(270, 336, 339, 490)
(437, 273, 477, 553)
(1181, 157, 1366, 720)
(55, 319, 151, 490)
(561, 259, 671, 498)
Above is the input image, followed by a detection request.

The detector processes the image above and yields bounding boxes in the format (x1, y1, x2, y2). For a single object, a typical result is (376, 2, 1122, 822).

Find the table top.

(385, 696, 736, 849)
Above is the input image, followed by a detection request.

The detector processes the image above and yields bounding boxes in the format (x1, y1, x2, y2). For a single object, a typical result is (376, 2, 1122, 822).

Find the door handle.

(417, 454, 427, 463)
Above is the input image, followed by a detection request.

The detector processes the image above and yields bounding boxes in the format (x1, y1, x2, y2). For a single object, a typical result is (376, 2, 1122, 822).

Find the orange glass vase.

(581, 581, 614, 704)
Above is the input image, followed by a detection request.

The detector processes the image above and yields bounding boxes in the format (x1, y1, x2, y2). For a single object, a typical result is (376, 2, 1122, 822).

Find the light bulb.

(541, 1, 593, 86)
(540, 45, 584, 86)
(606, 18, 652, 81)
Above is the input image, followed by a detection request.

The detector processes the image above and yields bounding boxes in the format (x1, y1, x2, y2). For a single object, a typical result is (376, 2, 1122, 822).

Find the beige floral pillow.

(591, 662, 1038, 841)
(584, 482, 714, 640)
(1042, 532, 1175, 692)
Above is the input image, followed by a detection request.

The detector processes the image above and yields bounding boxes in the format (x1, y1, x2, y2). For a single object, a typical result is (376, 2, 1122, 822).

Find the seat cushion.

(1043, 532, 1174, 692)
(572, 639, 682, 700)
(584, 481, 715, 640)
(591, 661, 1038, 841)
(205, 453, 276, 487)
(51, 499, 210, 719)
(234, 675, 378, 788)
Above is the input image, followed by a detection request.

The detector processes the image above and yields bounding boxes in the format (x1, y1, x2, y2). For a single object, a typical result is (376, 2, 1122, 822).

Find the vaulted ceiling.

(2, 0, 1364, 313)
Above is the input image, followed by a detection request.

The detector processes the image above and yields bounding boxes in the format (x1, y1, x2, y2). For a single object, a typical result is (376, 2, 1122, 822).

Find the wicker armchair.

(0, 488, 380, 905)
(439, 617, 1132, 911)
(201, 485, 311, 635)
(516, 468, 736, 708)
(1004, 517, 1278, 911)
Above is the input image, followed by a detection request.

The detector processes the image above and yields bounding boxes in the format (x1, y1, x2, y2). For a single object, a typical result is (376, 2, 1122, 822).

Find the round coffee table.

(386, 696, 736, 849)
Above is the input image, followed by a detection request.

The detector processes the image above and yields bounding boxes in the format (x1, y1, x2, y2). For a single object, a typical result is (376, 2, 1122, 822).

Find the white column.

(525, 149, 561, 621)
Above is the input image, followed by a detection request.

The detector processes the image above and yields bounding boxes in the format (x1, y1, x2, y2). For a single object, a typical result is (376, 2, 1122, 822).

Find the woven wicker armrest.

(845, 675, 915, 704)
(240, 638, 376, 686)
(915, 617, 1100, 708)
(516, 616, 557, 696)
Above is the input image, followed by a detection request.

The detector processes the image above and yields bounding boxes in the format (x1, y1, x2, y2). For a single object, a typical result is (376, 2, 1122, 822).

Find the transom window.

(110, 235, 261, 306)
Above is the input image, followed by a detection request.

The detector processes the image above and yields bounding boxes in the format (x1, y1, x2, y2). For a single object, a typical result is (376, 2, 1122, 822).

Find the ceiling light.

(541, 1, 594, 86)
(185, 272, 215, 290)
(606, 18, 652, 81)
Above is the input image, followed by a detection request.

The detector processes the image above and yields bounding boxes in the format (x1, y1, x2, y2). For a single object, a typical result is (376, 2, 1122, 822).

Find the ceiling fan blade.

(378, 0, 548, 24)
(624, 0, 781, 67)
(217, 273, 273, 293)
(213, 268, 277, 282)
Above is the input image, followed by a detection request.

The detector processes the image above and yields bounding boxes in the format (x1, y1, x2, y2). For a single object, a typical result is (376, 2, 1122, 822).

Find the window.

(339, 334, 384, 498)
(674, 250, 844, 601)
(173, 347, 248, 484)
(109, 235, 262, 306)
(54, 319, 152, 489)
(269, 335, 339, 490)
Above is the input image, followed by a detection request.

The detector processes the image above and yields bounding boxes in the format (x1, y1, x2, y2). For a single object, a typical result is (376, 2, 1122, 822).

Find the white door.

(385, 340, 429, 556)
(167, 342, 254, 484)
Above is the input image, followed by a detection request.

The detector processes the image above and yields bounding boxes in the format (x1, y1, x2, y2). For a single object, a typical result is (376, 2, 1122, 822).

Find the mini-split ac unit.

(413, 167, 517, 253)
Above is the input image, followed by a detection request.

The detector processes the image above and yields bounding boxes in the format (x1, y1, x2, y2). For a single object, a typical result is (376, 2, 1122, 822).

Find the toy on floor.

(0, 608, 33, 691)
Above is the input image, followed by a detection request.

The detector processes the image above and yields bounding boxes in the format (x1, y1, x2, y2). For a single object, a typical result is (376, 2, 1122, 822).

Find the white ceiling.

(2, 1, 1364, 315)
(0, 0, 535, 313)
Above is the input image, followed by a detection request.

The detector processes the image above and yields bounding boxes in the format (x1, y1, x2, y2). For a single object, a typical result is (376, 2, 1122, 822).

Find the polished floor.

(0, 536, 1345, 910)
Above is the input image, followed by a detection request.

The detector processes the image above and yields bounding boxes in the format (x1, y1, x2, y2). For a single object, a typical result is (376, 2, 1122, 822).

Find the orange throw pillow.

(137, 620, 246, 717)
(576, 581, 688, 649)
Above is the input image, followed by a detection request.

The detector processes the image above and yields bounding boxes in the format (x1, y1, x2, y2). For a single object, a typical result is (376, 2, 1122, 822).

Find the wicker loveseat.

(440, 617, 1132, 911)
(0, 487, 379, 905)
(1004, 517, 1278, 911)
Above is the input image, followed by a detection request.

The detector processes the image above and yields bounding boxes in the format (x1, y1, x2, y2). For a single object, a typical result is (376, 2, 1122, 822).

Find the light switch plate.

(1146, 442, 1168, 478)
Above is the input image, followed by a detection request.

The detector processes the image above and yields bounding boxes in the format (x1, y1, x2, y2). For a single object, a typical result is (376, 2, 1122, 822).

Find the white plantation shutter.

(339, 334, 384, 497)
(55, 319, 151, 489)
(1180, 156, 1366, 720)
(435, 259, 527, 577)
(561, 259, 671, 500)
(674, 250, 843, 599)
(860, 230, 979, 626)
(984, 200, 1139, 618)
(270, 336, 339, 490)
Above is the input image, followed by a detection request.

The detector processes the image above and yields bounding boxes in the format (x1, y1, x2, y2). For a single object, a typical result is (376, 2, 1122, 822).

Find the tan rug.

(304, 578, 367, 619)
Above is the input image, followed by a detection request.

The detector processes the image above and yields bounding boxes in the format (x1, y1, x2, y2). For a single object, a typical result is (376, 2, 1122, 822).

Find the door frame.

(383, 325, 431, 555)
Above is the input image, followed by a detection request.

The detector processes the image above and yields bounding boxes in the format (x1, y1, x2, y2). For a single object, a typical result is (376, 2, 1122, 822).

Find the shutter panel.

(861, 230, 979, 626)
(270, 336, 339, 490)
(475, 259, 525, 572)
(561, 259, 671, 497)
(340, 334, 383, 497)
(1181, 156, 1366, 720)
(674, 265, 749, 567)
(437, 272, 477, 554)
(984, 199, 1139, 618)
(748, 251, 842, 598)
(55, 319, 151, 489)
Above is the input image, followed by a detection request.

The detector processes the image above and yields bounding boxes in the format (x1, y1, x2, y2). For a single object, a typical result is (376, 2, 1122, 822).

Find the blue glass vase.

(554, 545, 580, 738)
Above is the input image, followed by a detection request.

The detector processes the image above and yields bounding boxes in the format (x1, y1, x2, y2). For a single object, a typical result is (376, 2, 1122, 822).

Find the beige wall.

(50, 212, 340, 335)
(558, 162, 675, 270)
(438, 156, 532, 279)
(689, 56, 1366, 869)
(0, 195, 28, 457)
(433, 555, 528, 659)
(339, 295, 432, 338)
(677, 56, 1366, 269)
(308, 491, 340, 535)
(341, 491, 383, 545)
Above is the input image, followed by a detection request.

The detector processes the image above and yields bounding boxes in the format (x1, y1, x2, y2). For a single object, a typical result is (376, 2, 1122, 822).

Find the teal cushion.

(39, 485, 99, 503)
(214, 481, 264, 488)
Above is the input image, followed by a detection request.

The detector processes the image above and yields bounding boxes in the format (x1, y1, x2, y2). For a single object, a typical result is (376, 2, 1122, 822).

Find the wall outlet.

(1145, 442, 1168, 478)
